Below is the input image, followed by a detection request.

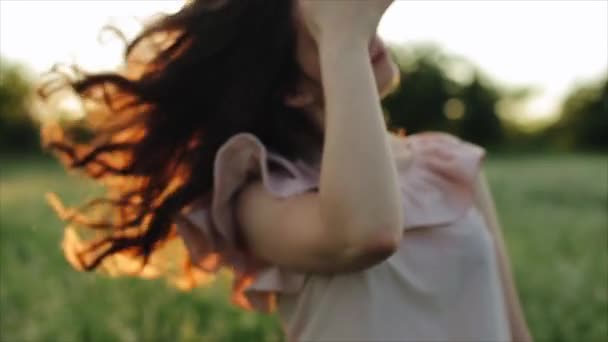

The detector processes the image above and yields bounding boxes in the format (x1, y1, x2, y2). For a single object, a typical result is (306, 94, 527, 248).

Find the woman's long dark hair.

(37, 0, 323, 280)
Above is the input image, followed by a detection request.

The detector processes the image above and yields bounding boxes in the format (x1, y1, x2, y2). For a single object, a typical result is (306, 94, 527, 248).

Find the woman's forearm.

(317, 35, 404, 252)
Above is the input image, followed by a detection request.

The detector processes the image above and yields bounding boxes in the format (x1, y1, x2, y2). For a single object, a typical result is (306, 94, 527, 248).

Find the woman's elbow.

(362, 227, 401, 259)
(356, 212, 404, 255)
(335, 227, 402, 272)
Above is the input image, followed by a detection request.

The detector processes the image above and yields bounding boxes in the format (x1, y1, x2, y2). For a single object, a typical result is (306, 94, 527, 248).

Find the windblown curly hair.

(37, 0, 323, 287)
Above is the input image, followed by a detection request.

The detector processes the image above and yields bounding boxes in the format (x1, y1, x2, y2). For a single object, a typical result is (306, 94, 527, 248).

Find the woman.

(39, 0, 532, 341)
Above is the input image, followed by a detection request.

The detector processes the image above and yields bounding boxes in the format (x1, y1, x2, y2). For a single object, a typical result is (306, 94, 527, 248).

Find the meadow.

(1, 153, 606, 342)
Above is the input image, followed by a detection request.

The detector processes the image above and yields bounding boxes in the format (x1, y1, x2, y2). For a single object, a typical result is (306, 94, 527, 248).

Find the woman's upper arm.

(474, 170, 502, 234)
(473, 170, 534, 341)
(234, 180, 396, 274)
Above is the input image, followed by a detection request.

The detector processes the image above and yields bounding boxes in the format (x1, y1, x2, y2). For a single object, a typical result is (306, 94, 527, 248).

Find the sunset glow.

(1, 0, 606, 124)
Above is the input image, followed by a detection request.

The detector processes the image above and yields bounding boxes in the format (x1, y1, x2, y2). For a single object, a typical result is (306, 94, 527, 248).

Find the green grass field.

(1, 153, 606, 342)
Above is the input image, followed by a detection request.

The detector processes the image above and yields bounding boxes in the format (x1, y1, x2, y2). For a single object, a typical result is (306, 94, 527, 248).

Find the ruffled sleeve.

(174, 132, 317, 313)
(175, 130, 485, 313)
(392, 131, 486, 229)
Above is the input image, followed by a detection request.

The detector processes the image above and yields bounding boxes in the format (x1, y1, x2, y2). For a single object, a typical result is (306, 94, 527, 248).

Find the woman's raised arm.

(304, 0, 404, 254)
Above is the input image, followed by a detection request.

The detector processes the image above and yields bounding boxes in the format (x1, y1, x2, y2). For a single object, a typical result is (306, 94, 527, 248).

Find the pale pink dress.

(175, 131, 512, 342)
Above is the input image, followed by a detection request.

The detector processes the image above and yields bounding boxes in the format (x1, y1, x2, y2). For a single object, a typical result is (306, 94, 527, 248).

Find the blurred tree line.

(0, 46, 606, 154)
(0, 58, 40, 154)
(381, 44, 607, 151)
(543, 74, 607, 151)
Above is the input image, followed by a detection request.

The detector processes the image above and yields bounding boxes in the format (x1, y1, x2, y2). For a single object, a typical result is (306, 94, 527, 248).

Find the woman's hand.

(298, 0, 394, 44)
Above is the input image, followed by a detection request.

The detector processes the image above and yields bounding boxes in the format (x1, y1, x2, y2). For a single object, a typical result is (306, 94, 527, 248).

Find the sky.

(1, 0, 606, 125)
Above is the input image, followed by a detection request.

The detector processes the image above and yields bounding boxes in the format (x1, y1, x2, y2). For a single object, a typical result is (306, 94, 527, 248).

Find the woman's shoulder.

(389, 130, 485, 176)
(387, 130, 487, 229)
(388, 130, 484, 154)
